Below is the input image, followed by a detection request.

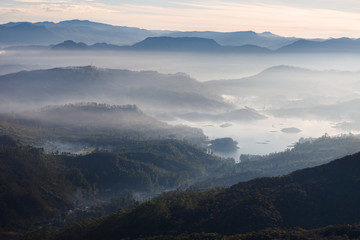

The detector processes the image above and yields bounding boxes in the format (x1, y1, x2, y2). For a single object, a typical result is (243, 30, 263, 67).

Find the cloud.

(14, 0, 71, 2)
(1, 0, 360, 38)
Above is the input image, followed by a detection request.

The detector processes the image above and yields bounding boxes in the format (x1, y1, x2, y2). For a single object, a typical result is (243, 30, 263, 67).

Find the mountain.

(48, 38, 271, 53)
(0, 66, 229, 113)
(132, 37, 221, 51)
(24, 224, 360, 240)
(11, 19, 360, 53)
(204, 65, 360, 109)
(52, 40, 89, 50)
(0, 103, 207, 147)
(0, 22, 59, 45)
(165, 30, 298, 50)
(0, 135, 20, 147)
(0, 20, 155, 47)
(37, 151, 360, 239)
(27, 103, 167, 129)
(0, 144, 76, 231)
(278, 37, 360, 53)
(0, 19, 296, 49)
(0, 138, 234, 234)
(131, 36, 271, 53)
(51, 40, 123, 50)
(0, 64, 45, 76)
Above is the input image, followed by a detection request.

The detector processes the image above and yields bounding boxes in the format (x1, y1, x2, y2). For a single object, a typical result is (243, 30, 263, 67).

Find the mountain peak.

(132, 36, 221, 51)
(52, 40, 89, 50)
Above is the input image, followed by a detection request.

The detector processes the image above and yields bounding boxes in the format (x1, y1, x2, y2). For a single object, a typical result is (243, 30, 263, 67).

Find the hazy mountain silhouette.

(205, 65, 360, 109)
(130, 37, 271, 53)
(52, 40, 122, 50)
(0, 20, 155, 47)
(165, 30, 298, 49)
(132, 37, 221, 51)
(278, 37, 360, 53)
(4, 102, 207, 144)
(5, 19, 359, 52)
(52, 40, 89, 50)
(0, 66, 230, 112)
(0, 19, 296, 49)
(0, 22, 58, 45)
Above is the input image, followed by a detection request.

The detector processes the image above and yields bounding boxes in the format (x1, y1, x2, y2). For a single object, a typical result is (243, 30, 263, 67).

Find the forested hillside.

(0, 103, 207, 147)
(28, 152, 360, 240)
(0, 137, 233, 238)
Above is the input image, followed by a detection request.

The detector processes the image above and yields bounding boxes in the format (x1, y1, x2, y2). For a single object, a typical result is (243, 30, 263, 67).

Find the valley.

(1, 18, 360, 240)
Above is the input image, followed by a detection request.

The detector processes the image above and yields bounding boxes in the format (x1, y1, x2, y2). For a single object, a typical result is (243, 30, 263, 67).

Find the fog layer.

(1, 49, 360, 157)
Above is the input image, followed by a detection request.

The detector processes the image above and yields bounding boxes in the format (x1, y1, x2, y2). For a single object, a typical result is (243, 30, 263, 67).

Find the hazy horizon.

(2, 0, 360, 38)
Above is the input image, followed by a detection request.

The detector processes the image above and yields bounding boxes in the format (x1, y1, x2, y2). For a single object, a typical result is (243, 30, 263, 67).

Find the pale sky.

(1, 0, 360, 38)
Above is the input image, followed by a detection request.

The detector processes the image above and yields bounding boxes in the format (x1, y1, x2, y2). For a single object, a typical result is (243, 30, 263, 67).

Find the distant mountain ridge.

(132, 37, 221, 51)
(0, 22, 58, 45)
(166, 30, 297, 49)
(278, 37, 360, 52)
(0, 19, 296, 49)
(51, 38, 272, 53)
(3, 20, 360, 53)
(0, 20, 154, 46)
(51, 40, 122, 50)
(48, 37, 360, 53)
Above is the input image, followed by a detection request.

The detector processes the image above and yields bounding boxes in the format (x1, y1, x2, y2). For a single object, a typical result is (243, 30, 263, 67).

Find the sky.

(1, 0, 360, 38)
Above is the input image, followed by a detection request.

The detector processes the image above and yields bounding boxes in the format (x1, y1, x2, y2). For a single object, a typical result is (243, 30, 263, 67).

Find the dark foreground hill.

(0, 137, 233, 235)
(0, 144, 74, 231)
(35, 151, 360, 239)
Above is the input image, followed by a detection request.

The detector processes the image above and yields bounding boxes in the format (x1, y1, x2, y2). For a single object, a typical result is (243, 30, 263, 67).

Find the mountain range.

(0, 19, 296, 49)
(3, 18, 360, 240)
(0, 20, 154, 46)
(40, 37, 360, 53)
(278, 37, 360, 53)
(50, 38, 271, 53)
(3, 20, 360, 53)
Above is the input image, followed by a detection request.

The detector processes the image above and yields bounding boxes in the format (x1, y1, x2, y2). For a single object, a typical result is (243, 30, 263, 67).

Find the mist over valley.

(2, 19, 360, 240)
